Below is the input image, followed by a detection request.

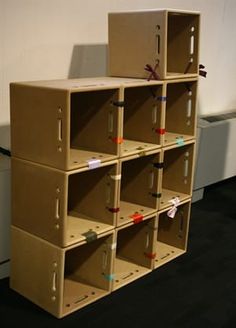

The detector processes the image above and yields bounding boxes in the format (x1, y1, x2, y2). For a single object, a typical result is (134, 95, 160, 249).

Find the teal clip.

(103, 273, 114, 281)
(176, 137, 185, 146)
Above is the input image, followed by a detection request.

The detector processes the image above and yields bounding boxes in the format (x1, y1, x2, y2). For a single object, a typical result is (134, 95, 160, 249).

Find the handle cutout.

(58, 119, 62, 141)
(102, 251, 108, 270)
(152, 105, 158, 124)
(74, 295, 88, 304)
(108, 112, 114, 133)
(187, 99, 192, 118)
(55, 198, 60, 219)
(190, 35, 194, 55)
(52, 271, 57, 292)
(106, 184, 111, 204)
(149, 171, 154, 189)
(145, 232, 150, 249)
(184, 159, 189, 177)
(122, 272, 134, 280)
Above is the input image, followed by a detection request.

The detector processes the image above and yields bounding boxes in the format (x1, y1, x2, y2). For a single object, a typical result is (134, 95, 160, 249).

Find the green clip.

(151, 192, 161, 198)
(103, 273, 114, 281)
(176, 137, 185, 146)
(82, 229, 97, 243)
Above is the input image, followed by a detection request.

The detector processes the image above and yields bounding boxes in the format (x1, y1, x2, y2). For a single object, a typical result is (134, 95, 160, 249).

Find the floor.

(0, 177, 236, 327)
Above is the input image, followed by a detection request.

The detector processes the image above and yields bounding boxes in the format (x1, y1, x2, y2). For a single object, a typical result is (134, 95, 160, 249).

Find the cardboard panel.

(154, 200, 191, 268)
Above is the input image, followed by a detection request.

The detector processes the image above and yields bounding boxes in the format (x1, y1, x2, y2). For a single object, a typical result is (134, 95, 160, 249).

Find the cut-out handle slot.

(102, 251, 108, 270)
(106, 184, 111, 204)
(122, 272, 134, 280)
(58, 119, 62, 141)
(149, 171, 154, 189)
(179, 215, 184, 232)
(161, 253, 170, 260)
(108, 112, 114, 133)
(187, 99, 192, 118)
(74, 295, 88, 304)
(55, 198, 60, 219)
(190, 35, 194, 55)
(145, 232, 150, 249)
(52, 271, 57, 292)
(156, 34, 161, 55)
(184, 159, 189, 177)
(152, 105, 158, 124)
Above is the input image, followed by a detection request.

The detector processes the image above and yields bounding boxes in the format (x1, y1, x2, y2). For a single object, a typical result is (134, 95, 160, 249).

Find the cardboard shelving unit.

(113, 214, 157, 290)
(160, 140, 195, 210)
(109, 9, 200, 80)
(11, 226, 115, 318)
(154, 199, 191, 268)
(164, 78, 197, 146)
(12, 157, 119, 247)
(118, 150, 162, 227)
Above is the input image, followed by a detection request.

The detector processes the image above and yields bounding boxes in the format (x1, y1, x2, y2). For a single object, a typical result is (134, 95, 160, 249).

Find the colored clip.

(167, 197, 180, 219)
(155, 128, 166, 135)
(144, 252, 156, 259)
(82, 230, 97, 243)
(111, 137, 123, 144)
(157, 96, 167, 102)
(108, 207, 120, 213)
(110, 174, 121, 181)
(199, 64, 207, 78)
(109, 242, 117, 250)
(153, 162, 164, 169)
(87, 159, 101, 169)
(129, 213, 144, 224)
(151, 192, 162, 198)
(144, 63, 160, 81)
(176, 137, 185, 146)
(103, 273, 114, 281)
(112, 101, 125, 107)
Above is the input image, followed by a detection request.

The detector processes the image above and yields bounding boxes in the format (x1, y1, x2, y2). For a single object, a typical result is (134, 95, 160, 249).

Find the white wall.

(1, 0, 236, 126)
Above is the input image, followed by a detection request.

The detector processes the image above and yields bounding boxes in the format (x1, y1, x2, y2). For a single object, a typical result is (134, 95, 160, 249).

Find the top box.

(109, 9, 200, 80)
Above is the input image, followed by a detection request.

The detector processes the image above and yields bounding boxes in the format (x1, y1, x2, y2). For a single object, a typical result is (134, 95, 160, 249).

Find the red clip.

(108, 207, 120, 213)
(144, 252, 156, 259)
(155, 128, 166, 135)
(129, 213, 144, 224)
(111, 137, 124, 144)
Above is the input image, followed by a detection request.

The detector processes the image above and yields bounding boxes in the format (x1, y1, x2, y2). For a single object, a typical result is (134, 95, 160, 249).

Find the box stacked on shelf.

(10, 8, 199, 318)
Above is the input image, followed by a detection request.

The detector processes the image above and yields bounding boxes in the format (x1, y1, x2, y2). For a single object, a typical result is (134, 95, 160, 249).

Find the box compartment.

(160, 142, 195, 209)
(154, 200, 190, 268)
(118, 151, 161, 226)
(121, 84, 163, 157)
(11, 227, 115, 318)
(12, 158, 119, 247)
(113, 216, 157, 290)
(164, 79, 197, 146)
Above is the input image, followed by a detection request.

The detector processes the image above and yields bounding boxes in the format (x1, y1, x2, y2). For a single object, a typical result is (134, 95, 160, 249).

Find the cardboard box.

(118, 149, 162, 227)
(160, 141, 195, 209)
(12, 157, 119, 247)
(113, 214, 157, 290)
(11, 226, 115, 318)
(109, 9, 200, 79)
(154, 199, 191, 268)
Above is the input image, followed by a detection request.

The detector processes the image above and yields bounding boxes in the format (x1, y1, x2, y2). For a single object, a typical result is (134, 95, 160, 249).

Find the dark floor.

(1, 177, 236, 327)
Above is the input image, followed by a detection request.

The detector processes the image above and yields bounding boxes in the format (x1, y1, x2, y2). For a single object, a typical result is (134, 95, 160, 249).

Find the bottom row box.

(11, 200, 191, 318)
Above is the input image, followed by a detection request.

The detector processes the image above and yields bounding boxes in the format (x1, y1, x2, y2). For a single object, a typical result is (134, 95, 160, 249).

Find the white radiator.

(193, 111, 236, 201)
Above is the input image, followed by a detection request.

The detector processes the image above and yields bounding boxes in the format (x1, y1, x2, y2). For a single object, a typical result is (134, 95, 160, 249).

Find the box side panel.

(10, 84, 69, 170)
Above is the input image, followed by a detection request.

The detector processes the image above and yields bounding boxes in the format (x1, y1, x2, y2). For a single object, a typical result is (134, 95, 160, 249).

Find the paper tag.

(110, 174, 121, 181)
(87, 159, 101, 169)
(167, 206, 178, 219)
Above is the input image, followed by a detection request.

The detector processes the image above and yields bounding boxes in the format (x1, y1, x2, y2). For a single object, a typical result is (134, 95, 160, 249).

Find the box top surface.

(11, 77, 163, 92)
(109, 8, 200, 15)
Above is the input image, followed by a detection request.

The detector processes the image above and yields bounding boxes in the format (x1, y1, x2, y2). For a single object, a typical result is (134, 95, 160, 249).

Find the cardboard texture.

(113, 214, 157, 290)
(160, 141, 195, 209)
(109, 9, 200, 79)
(11, 226, 115, 318)
(154, 199, 191, 268)
(11, 157, 119, 247)
(118, 149, 162, 227)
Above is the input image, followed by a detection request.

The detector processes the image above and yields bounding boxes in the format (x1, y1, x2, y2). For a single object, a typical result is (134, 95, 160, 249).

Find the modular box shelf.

(113, 214, 157, 290)
(118, 150, 162, 227)
(11, 226, 115, 318)
(164, 78, 197, 146)
(160, 141, 195, 210)
(154, 199, 191, 268)
(12, 157, 119, 247)
(109, 9, 200, 80)
(10, 78, 122, 171)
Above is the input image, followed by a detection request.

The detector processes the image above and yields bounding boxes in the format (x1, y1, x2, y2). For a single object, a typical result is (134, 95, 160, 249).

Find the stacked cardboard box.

(10, 9, 199, 318)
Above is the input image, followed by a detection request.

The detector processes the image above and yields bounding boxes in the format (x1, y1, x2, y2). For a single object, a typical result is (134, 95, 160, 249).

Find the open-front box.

(10, 79, 122, 170)
(113, 215, 157, 290)
(12, 158, 119, 247)
(154, 200, 190, 268)
(160, 141, 195, 210)
(120, 81, 164, 157)
(118, 150, 162, 227)
(108, 9, 200, 80)
(164, 78, 197, 146)
(11, 227, 115, 318)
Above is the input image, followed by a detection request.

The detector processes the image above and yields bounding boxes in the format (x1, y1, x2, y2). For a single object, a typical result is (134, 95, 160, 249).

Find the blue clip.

(157, 96, 167, 102)
(103, 274, 114, 281)
(176, 137, 185, 146)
